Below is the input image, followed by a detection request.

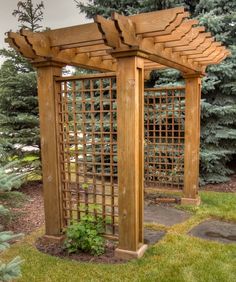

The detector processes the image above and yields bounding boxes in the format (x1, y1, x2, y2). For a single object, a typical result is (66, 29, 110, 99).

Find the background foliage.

(76, 0, 236, 185)
(0, 0, 235, 185)
(0, 0, 43, 177)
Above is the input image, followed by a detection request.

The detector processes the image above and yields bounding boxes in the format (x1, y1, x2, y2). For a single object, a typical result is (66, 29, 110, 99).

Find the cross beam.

(5, 7, 230, 74)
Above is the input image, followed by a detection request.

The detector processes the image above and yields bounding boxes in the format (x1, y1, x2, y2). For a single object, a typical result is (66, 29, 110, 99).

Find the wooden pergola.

(6, 7, 229, 259)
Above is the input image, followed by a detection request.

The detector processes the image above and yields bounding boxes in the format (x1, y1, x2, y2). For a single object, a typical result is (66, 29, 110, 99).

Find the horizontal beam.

(140, 12, 189, 38)
(141, 39, 202, 74)
(55, 72, 116, 82)
(44, 23, 104, 48)
(155, 19, 199, 43)
(5, 7, 229, 72)
(130, 7, 185, 34)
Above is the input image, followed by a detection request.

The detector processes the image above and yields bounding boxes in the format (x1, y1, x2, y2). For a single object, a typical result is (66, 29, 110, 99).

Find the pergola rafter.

(5, 7, 230, 260)
(6, 7, 230, 75)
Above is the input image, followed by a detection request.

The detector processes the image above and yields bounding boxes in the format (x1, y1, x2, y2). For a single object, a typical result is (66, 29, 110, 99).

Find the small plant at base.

(64, 215, 105, 256)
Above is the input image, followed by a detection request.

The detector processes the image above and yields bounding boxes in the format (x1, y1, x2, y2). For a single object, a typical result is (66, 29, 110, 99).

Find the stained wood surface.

(144, 87, 185, 190)
(55, 73, 119, 238)
(116, 56, 144, 251)
(5, 7, 229, 74)
(37, 64, 63, 236)
(183, 75, 201, 199)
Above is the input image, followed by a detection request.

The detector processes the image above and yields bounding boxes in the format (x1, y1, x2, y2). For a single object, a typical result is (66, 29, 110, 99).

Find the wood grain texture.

(183, 75, 201, 200)
(116, 56, 145, 252)
(36, 64, 63, 236)
(5, 7, 230, 74)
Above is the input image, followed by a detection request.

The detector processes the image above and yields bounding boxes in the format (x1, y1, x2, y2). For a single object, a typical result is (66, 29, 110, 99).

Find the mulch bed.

(5, 181, 45, 234)
(4, 175, 236, 235)
(203, 174, 236, 193)
(36, 236, 127, 264)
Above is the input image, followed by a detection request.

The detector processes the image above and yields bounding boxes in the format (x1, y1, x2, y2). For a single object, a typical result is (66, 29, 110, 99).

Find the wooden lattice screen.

(56, 73, 118, 238)
(55, 72, 185, 238)
(144, 86, 185, 190)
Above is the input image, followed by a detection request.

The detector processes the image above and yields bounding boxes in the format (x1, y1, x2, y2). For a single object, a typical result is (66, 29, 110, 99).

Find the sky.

(0, 0, 91, 65)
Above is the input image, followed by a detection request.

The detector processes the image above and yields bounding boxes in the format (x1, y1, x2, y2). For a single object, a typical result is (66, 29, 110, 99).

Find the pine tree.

(12, 0, 44, 31)
(0, 161, 25, 226)
(75, 0, 186, 18)
(0, 231, 23, 282)
(194, 0, 236, 184)
(75, 0, 236, 184)
(0, 0, 45, 176)
(75, 0, 141, 18)
(0, 163, 24, 282)
(0, 255, 23, 282)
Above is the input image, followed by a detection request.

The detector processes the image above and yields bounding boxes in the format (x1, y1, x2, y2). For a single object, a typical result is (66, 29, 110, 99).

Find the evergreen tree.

(194, 0, 236, 184)
(0, 163, 24, 282)
(75, 0, 236, 184)
(12, 0, 44, 31)
(0, 233, 23, 282)
(75, 0, 186, 18)
(0, 0, 45, 176)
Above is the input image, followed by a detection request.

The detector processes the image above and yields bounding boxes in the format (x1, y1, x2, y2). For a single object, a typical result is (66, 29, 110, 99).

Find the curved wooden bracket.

(95, 15, 120, 48)
(20, 29, 52, 58)
(6, 31, 36, 59)
(112, 12, 140, 47)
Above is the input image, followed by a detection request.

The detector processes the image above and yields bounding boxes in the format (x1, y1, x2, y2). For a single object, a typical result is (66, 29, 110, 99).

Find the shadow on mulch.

(203, 174, 236, 193)
(35, 236, 127, 264)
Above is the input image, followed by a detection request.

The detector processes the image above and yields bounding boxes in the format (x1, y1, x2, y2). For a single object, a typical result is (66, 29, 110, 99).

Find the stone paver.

(144, 228, 166, 245)
(144, 204, 191, 226)
(189, 220, 236, 244)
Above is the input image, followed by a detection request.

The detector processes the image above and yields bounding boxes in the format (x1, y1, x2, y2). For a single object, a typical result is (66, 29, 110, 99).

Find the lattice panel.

(144, 86, 185, 190)
(56, 73, 118, 238)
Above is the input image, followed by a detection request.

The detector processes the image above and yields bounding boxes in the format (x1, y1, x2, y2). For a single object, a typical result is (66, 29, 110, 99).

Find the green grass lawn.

(2, 191, 236, 282)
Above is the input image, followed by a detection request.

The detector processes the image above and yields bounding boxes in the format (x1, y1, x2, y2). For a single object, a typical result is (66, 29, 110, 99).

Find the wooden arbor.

(6, 7, 230, 259)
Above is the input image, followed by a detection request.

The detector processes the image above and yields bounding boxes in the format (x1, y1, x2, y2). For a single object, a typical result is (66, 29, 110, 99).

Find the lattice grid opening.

(56, 73, 118, 238)
(144, 86, 185, 190)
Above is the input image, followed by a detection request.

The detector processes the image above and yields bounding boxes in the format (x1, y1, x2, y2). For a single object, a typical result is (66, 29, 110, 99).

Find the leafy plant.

(64, 215, 105, 255)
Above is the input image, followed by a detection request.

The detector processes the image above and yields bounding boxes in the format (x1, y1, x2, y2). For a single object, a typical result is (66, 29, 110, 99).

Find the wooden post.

(34, 61, 64, 239)
(113, 54, 147, 259)
(181, 74, 202, 205)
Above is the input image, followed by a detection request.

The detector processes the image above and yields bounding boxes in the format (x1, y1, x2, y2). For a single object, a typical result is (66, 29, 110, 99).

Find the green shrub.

(64, 215, 105, 256)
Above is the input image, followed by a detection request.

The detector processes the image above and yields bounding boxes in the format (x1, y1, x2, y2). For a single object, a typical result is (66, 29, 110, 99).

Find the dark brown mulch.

(202, 174, 236, 193)
(5, 181, 45, 234)
(3, 175, 235, 236)
(35, 236, 127, 264)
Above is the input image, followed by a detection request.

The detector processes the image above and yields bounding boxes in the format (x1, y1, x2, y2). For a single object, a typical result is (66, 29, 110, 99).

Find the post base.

(115, 244, 148, 260)
(181, 196, 201, 206)
(42, 234, 65, 244)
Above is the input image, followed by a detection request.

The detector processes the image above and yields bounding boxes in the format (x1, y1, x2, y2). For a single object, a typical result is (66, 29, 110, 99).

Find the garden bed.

(2, 175, 236, 236)
(35, 236, 126, 264)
